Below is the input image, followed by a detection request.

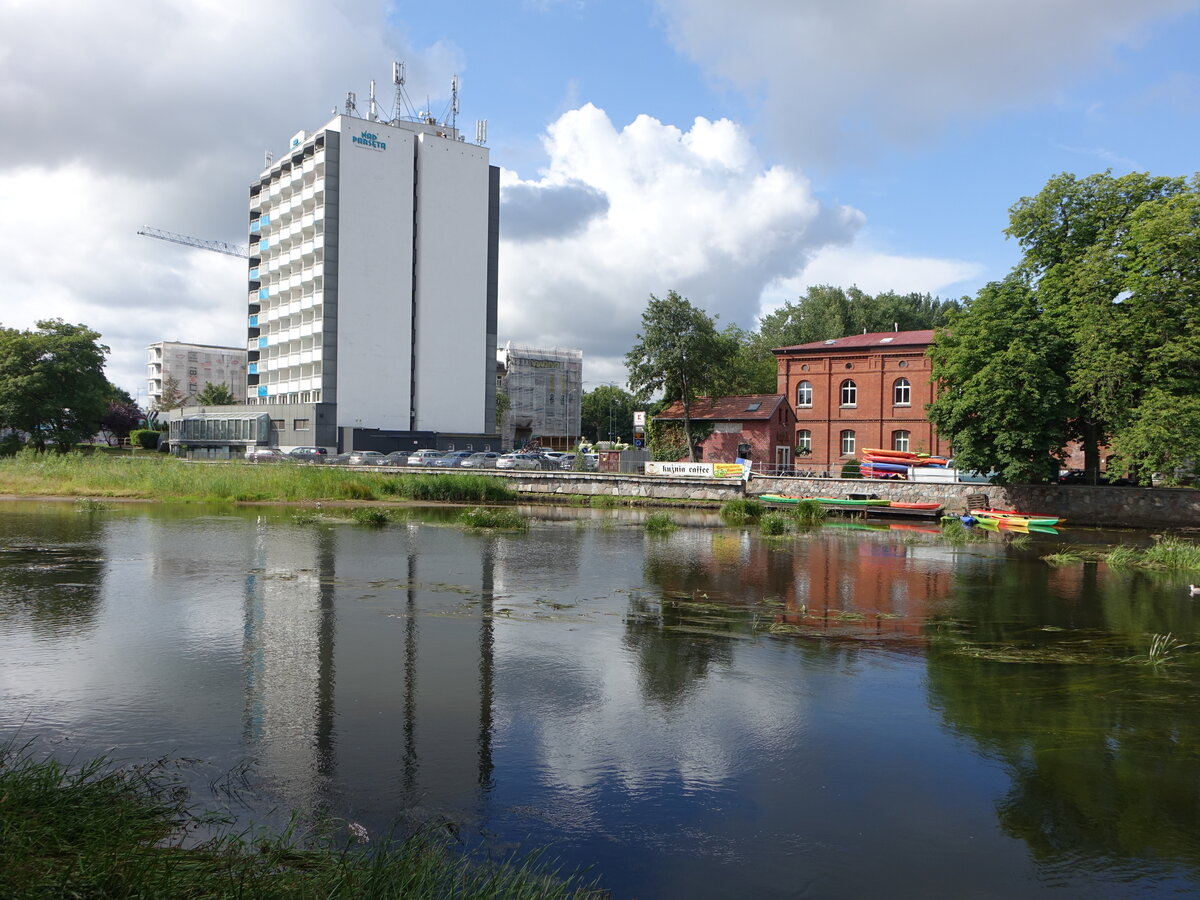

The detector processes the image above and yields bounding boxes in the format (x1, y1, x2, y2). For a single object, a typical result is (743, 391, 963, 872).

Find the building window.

(893, 430, 910, 452)
(796, 430, 812, 455)
(840, 430, 856, 456)
(893, 377, 911, 406)
(269, 419, 284, 431)
(840, 380, 857, 406)
(293, 419, 310, 431)
(796, 380, 813, 408)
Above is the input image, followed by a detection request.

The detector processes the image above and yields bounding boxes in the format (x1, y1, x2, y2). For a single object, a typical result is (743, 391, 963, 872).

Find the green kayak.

(760, 495, 891, 507)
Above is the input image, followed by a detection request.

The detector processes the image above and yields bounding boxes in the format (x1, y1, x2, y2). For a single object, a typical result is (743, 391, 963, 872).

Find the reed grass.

(644, 512, 677, 533)
(0, 742, 596, 899)
(759, 512, 790, 536)
(588, 494, 620, 509)
(460, 507, 529, 530)
(351, 507, 393, 527)
(787, 499, 826, 525)
(719, 498, 764, 524)
(0, 452, 516, 505)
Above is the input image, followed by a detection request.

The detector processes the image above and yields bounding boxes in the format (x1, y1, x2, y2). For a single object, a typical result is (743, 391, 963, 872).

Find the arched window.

(796, 380, 813, 408)
(892, 430, 910, 452)
(893, 377, 911, 406)
(840, 429, 856, 456)
(796, 430, 812, 455)
(840, 380, 857, 406)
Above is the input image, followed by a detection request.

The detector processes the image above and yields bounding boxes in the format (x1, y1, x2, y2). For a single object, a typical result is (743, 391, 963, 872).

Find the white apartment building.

(244, 111, 499, 438)
(147, 341, 247, 409)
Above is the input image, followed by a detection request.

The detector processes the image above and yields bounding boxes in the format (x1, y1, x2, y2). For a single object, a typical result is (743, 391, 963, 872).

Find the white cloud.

(0, 0, 457, 399)
(655, 0, 1200, 163)
(499, 104, 871, 385)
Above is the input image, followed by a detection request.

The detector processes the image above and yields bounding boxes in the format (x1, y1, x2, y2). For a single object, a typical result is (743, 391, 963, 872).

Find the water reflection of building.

(644, 527, 958, 641)
(240, 519, 497, 819)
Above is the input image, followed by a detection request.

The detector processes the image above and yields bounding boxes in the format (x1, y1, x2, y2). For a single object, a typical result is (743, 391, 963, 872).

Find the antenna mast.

(450, 75, 459, 133)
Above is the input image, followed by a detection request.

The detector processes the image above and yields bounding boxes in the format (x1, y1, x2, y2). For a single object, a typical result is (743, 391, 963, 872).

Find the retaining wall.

(493, 470, 1199, 528)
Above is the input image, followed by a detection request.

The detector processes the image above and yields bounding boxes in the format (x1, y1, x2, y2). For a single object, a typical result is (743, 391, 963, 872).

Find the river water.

(1, 500, 1199, 898)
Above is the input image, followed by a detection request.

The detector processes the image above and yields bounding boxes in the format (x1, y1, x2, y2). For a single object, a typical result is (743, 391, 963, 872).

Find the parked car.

(346, 450, 386, 466)
(246, 447, 288, 462)
(326, 452, 353, 465)
(288, 446, 328, 463)
(460, 451, 501, 469)
(434, 450, 475, 468)
(406, 449, 446, 467)
(383, 451, 411, 467)
(496, 453, 543, 470)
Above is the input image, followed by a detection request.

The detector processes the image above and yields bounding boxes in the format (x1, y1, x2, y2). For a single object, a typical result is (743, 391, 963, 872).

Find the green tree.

(710, 324, 777, 397)
(0, 319, 110, 452)
(930, 170, 1199, 484)
(624, 291, 734, 461)
(927, 275, 1071, 483)
(581, 384, 639, 443)
(195, 382, 237, 406)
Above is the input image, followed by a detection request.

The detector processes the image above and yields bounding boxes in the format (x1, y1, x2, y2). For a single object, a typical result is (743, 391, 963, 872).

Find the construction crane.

(137, 226, 249, 259)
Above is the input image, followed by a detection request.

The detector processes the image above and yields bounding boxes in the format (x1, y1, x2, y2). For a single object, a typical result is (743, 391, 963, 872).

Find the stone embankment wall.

(496, 470, 1200, 528)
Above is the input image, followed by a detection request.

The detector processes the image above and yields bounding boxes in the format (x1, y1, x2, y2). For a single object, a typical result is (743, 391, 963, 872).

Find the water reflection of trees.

(0, 508, 104, 636)
(927, 560, 1200, 874)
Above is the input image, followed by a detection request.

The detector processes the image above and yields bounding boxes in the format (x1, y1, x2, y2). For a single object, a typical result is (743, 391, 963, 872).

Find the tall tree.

(931, 170, 1198, 484)
(625, 291, 734, 461)
(581, 384, 639, 443)
(0, 319, 110, 452)
(927, 275, 1071, 483)
(195, 382, 237, 406)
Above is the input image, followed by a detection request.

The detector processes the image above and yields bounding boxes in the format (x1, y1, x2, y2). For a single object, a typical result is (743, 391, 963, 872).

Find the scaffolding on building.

(498, 343, 583, 451)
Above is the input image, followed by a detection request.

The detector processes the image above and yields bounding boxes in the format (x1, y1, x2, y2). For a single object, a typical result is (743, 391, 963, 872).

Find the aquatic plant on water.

(787, 499, 826, 525)
(719, 498, 764, 524)
(644, 512, 677, 533)
(351, 507, 392, 527)
(759, 512, 790, 536)
(460, 507, 528, 530)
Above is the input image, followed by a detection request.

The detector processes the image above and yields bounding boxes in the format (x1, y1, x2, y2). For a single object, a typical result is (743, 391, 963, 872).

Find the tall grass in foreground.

(0, 452, 516, 504)
(0, 743, 596, 899)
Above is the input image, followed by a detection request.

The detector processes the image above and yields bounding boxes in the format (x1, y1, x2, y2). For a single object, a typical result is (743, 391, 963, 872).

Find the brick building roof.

(774, 329, 934, 353)
(655, 394, 785, 422)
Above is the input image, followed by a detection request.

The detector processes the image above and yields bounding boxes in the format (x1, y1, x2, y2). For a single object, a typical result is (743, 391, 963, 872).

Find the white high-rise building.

(245, 110, 499, 439)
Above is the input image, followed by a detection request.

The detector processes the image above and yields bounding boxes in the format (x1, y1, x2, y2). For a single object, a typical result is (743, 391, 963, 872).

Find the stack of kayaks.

(859, 448, 950, 480)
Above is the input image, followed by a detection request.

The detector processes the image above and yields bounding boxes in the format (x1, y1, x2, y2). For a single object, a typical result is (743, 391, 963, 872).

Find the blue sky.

(1, 0, 1198, 397)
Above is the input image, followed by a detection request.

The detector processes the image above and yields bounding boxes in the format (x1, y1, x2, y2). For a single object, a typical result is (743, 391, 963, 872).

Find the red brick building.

(773, 330, 950, 475)
(654, 394, 795, 471)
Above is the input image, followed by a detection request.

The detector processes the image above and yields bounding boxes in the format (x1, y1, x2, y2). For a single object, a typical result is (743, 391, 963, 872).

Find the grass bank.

(0, 452, 515, 504)
(0, 742, 596, 899)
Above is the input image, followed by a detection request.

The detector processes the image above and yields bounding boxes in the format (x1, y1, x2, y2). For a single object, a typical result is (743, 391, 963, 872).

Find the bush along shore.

(0, 452, 516, 504)
(0, 742, 598, 899)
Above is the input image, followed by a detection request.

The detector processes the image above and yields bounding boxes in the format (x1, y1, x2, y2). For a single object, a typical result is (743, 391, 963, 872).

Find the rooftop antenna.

(450, 75, 459, 132)
(264, 150, 274, 167)
(391, 61, 405, 123)
(345, 91, 358, 117)
(368, 80, 378, 122)
(475, 119, 488, 145)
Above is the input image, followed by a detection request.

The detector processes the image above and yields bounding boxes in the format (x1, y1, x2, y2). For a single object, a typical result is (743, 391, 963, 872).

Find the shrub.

(788, 499, 827, 525)
(351, 507, 391, 527)
(129, 429, 159, 450)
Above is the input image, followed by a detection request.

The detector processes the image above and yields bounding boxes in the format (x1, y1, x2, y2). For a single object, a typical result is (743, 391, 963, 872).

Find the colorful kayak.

(969, 509, 1062, 527)
(759, 495, 891, 507)
(889, 501, 942, 510)
(988, 507, 1067, 525)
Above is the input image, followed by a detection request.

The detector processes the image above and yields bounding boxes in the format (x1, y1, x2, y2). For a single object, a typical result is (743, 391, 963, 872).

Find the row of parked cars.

(245, 446, 599, 471)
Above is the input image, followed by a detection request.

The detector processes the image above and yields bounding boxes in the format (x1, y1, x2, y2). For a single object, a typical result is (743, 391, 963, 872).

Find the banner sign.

(645, 461, 747, 479)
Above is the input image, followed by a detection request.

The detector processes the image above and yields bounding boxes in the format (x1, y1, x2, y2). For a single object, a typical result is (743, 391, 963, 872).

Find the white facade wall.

(412, 136, 491, 433)
(330, 118, 417, 430)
